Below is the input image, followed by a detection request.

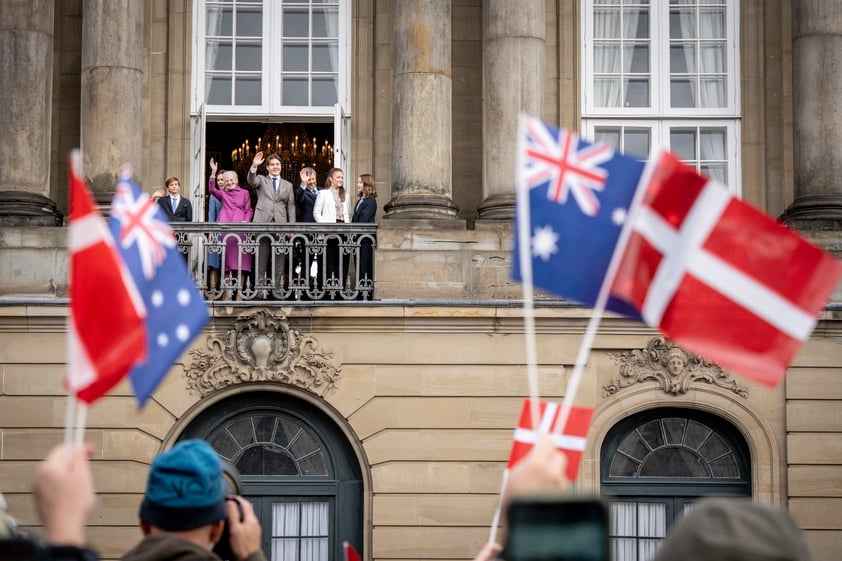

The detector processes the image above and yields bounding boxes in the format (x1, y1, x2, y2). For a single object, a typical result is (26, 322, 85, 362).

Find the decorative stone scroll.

(603, 336, 748, 399)
(184, 309, 340, 397)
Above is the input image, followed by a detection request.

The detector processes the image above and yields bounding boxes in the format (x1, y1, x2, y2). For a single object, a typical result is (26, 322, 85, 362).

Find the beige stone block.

(802, 530, 842, 561)
(90, 462, 149, 494)
(790, 498, 842, 529)
(3, 364, 67, 394)
(0, 333, 66, 362)
(2, 429, 103, 460)
(791, 337, 842, 368)
(145, 361, 202, 419)
(0, 461, 40, 492)
(374, 493, 498, 526)
(372, 462, 471, 493)
(327, 364, 378, 418)
(787, 401, 842, 431)
(94, 493, 144, 526)
(787, 368, 842, 399)
(4, 492, 36, 526)
(101, 430, 163, 463)
(373, 526, 490, 559)
(788, 434, 842, 464)
(789, 466, 842, 496)
(0, 396, 66, 427)
(85, 398, 172, 440)
(372, 364, 564, 397)
(368, 429, 510, 464)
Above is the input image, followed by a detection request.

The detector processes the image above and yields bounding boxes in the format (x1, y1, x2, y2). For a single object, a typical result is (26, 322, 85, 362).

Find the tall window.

(179, 392, 363, 561)
(199, 0, 347, 114)
(582, 0, 740, 192)
(600, 408, 750, 561)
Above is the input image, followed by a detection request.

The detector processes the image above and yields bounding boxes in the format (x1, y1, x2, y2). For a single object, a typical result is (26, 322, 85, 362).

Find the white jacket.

(313, 188, 351, 223)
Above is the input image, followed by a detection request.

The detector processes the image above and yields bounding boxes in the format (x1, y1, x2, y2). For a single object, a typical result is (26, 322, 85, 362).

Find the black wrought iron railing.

(171, 222, 378, 302)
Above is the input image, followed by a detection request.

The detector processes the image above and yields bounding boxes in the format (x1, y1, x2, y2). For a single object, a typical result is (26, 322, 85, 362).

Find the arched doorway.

(600, 407, 751, 561)
(178, 391, 363, 561)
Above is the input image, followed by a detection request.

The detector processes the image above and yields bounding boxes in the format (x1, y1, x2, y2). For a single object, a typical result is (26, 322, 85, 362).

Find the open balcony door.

(334, 102, 350, 175)
(189, 103, 207, 220)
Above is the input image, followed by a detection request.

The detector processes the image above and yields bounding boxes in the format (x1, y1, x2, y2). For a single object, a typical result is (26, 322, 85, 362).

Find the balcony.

(172, 222, 378, 302)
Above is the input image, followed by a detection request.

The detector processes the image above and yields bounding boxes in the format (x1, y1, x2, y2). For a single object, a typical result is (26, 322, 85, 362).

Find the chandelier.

(230, 124, 335, 186)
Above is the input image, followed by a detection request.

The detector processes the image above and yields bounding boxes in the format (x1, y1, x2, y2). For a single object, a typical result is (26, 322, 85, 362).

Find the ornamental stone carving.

(603, 336, 748, 398)
(184, 308, 340, 397)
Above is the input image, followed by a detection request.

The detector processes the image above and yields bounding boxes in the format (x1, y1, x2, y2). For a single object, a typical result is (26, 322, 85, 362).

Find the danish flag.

(612, 152, 842, 386)
(523, 120, 614, 216)
(66, 151, 147, 403)
(507, 399, 594, 482)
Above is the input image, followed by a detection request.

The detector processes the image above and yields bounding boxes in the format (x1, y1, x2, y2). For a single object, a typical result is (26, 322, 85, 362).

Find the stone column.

(81, 0, 143, 209)
(0, 0, 62, 226)
(476, 0, 544, 220)
(781, 0, 842, 229)
(383, 0, 459, 220)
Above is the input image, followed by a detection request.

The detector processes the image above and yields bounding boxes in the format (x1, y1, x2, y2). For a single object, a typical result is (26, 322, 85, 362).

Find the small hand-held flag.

(507, 399, 594, 482)
(612, 151, 842, 386)
(67, 151, 147, 403)
(343, 541, 361, 561)
(109, 167, 209, 405)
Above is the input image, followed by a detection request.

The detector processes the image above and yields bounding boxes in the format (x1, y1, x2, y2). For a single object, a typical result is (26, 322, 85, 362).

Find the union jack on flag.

(523, 121, 614, 216)
(512, 115, 646, 317)
(109, 168, 208, 406)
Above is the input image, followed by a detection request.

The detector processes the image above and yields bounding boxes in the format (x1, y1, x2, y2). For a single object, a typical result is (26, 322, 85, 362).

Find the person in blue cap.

(121, 439, 265, 561)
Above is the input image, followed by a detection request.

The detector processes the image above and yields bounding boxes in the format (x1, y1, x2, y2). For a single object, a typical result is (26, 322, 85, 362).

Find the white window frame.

(582, 0, 740, 117)
(582, 119, 741, 195)
(192, 0, 350, 117)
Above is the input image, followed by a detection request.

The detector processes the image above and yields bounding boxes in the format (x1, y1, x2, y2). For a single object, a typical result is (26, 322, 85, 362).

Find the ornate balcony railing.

(171, 222, 378, 302)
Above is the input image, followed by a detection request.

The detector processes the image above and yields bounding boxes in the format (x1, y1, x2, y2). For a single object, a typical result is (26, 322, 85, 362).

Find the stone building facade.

(1, 1, 841, 560)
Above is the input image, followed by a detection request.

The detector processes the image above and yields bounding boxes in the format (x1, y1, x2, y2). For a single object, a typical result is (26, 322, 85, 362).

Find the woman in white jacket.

(313, 168, 351, 289)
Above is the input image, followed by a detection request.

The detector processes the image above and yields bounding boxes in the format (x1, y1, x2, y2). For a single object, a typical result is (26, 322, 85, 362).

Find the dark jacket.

(157, 196, 193, 222)
(121, 534, 266, 561)
(295, 185, 319, 223)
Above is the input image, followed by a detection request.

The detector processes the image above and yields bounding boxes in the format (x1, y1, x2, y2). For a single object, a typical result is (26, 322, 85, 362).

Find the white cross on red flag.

(507, 399, 594, 482)
(612, 151, 842, 386)
(66, 151, 147, 403)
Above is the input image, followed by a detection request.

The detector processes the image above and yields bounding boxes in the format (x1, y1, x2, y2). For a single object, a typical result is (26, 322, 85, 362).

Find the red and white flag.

(67, 151, 147, 403)
(343, 542, 361, 561)
(507, 399, 594, 482)
(612, 151, 842, 386)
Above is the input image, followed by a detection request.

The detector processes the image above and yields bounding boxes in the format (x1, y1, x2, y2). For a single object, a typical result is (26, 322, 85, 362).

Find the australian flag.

(109, 167, 209, 406)
(511, 115, 645, 317)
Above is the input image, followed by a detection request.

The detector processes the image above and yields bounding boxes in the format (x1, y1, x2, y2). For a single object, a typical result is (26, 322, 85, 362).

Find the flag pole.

(487, 115, 542, 545)
(551, 153, 660, 438)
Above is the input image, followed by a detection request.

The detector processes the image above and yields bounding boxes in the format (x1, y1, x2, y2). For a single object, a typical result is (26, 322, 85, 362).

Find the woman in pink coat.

(209, 170, 253, 299)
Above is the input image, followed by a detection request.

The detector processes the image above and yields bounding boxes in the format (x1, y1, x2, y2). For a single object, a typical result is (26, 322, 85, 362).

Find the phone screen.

(503, 497, 609, 561)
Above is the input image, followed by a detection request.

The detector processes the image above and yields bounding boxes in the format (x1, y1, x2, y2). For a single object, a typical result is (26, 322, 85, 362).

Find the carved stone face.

(667, 354, 685, 377)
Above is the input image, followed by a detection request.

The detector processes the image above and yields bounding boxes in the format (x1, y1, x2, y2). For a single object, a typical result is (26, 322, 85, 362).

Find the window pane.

(624, 78, 649, 107)
(637, 503, 665, 538)
(640, 448, 708, 477)
(312, 77, 338, 106)
(701, 164, 727, 184)
(670, 44, 695, 73)
(595, 44, 621, 73)
(618, 431, 649, 459)
(255, 416, 276, 442)
(683, 420, 711, 449)
(662, 418, 687, 445)
(611, 539, 635, 561)
(272, 538, 298, 561)
(207, 41, 233, 71)
(594, 127, 621, 148)
(312, 43, 338, 72)
(301, 503, 329, 535)
(595, 9, 621, 39)
(312, 8, 339, 38)
(670, 78, 696, 107)
(283, 9, 309, 37)
(273, 503, 300, 536)
(299, 451, 329, 475)
(283, 44, 309, 71)
(624, 44, 649, 73)
(207, 7, 233, 36)
(624, 128, 650, 159)
(698, 432, 729, 460)
(283, 77, 308, 105)
(700, 129, 726, 159)
(595, 78, 622, 107)
(236, 8, 263, 37)
(637, 421, 665, 449)
(623, 9, 649, 39)
(275, 419, 302, 448)
(609, 453, 640, 477)
(699, 77, 725, 107)
(236, 44, 262, 71)
(301, 538, 328, 561)
(670, 9, 696, 39)
(709, 454, 739, 477)
(209, 429, 238, 459)
(229, 418, 256, 446)
(670, 129, 696, 160)
(235, 76, 262, 105)
(700, 44, 725, 72)
(700, 8, 725, 38)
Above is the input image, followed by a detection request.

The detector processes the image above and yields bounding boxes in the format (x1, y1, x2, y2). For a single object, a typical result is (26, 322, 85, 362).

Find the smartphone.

(503, 496, 610, 561)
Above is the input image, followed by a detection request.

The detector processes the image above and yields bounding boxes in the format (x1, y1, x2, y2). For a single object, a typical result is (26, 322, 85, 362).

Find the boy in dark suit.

(155, 176, 193, 222)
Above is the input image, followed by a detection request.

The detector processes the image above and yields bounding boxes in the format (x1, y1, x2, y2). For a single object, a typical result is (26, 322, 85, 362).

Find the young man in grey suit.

(248, 152, 296, 297)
